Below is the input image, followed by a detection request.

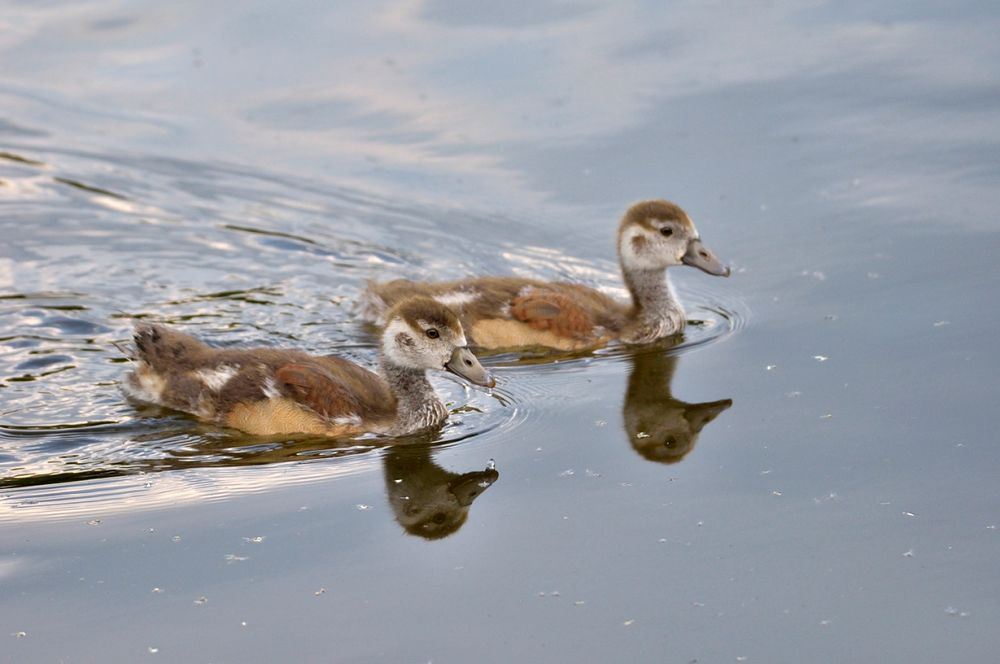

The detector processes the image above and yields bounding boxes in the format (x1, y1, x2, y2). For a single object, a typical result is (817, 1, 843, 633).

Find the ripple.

(0, 143, 744, 517)
(0, 459, 374, 523)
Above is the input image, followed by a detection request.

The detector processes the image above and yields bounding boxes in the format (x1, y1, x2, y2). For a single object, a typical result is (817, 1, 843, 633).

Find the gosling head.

(617, 199, 730, 276)
(382, 297, 495, 387)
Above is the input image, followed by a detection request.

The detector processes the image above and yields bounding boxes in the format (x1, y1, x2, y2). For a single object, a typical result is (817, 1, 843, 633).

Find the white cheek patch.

(433, 291, 478, 308)
(383, 318, 419, 368)
(620, 226, 662, 270)
(194, 364, 239, 392)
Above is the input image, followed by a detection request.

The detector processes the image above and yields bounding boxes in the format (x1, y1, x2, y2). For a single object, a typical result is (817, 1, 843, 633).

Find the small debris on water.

(574, 600, 585, 606)
(193, 596, 208, 606)
(945, 606, 971, 618)
(902, 511, 916, 518)
(13, 631, 27, 638)
(760, 470, 772, 475)
(585, 469, 601, 478)
(772, 491, 783, 496)
(171, 535, 182, 542)
(736, 657, 748, 662)
(813, 355, 828, 362)
(785, 391, 801, 398)
(623, 619, 635, 626)
(801, 270, 825, 281)
(559, 469, 575, 477)
(594, 419, 607, 427)
(820, 413, 833, 419)
(87, 519, 101, 526)
(824, 314, 838, 320)
(225, 554, 248, 562)
(314, 588, 326, 596)
(148, 646, 158, 654)
(151, 587, 163, 594)
(820, 619, 831, 626)
(766, 364, 777, 371)
(902, 549, 914, 558)
(356, 504, 371, 511)
(243, 536, 266, 543)
(933, 320, 950, 327)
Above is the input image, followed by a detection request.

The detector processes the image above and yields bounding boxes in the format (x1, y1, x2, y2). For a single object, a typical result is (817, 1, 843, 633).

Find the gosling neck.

(379, 359, 448, 435)
(622, 264, 681, 319)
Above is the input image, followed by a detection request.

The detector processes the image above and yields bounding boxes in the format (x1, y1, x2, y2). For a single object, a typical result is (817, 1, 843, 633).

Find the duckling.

(359, 200, 730, 351)
(122, 297, 494, 437)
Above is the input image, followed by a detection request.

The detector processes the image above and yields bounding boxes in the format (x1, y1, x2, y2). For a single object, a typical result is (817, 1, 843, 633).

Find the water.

(2, 1, 999, 662)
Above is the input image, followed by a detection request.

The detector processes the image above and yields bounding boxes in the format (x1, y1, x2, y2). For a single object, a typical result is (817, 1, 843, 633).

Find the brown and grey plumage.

(359, 200, 730, 351)
(122, 297, 494, 437)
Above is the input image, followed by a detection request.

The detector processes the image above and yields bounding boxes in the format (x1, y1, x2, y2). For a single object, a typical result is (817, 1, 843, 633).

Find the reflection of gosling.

(623, 349, 731, 464)
(360, 200, 729, 351)
(383, 447, 499, 540)
(123, 297, 492, 437)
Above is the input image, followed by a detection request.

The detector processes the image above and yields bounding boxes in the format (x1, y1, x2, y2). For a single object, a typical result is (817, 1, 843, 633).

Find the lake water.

(2, 1, 999, 662)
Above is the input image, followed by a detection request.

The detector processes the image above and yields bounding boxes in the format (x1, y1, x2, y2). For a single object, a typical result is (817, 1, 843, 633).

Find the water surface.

(2, 1, 999, 662)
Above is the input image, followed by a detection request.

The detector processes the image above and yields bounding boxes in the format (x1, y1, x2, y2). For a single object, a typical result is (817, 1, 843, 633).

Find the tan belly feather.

(224, 398, 361, 437)
(470, 319, 606, 351)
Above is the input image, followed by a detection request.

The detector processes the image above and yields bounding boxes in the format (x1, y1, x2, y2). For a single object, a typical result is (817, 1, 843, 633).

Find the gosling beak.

(682, 239, 731, 277)
(445, 346, 495, 388)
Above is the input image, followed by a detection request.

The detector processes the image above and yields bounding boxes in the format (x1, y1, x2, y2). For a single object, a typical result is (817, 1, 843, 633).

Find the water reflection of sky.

(2, 0, 998, 218)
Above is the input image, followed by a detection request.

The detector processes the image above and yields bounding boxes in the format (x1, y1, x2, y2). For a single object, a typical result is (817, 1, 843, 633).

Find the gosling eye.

(426, 328, 440, 339)
(659, 226, 674, 237)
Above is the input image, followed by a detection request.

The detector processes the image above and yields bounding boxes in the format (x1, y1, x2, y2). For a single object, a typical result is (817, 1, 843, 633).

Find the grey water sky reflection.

(1, 0, 997, 219)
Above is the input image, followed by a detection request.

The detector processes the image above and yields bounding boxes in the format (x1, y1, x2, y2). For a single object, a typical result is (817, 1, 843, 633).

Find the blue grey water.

(2, 1, 999, 662)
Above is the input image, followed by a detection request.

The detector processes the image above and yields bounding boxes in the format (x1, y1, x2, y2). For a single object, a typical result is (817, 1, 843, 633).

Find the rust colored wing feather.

(275, 362, 361, 419)
(510, 290, 596, 339)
